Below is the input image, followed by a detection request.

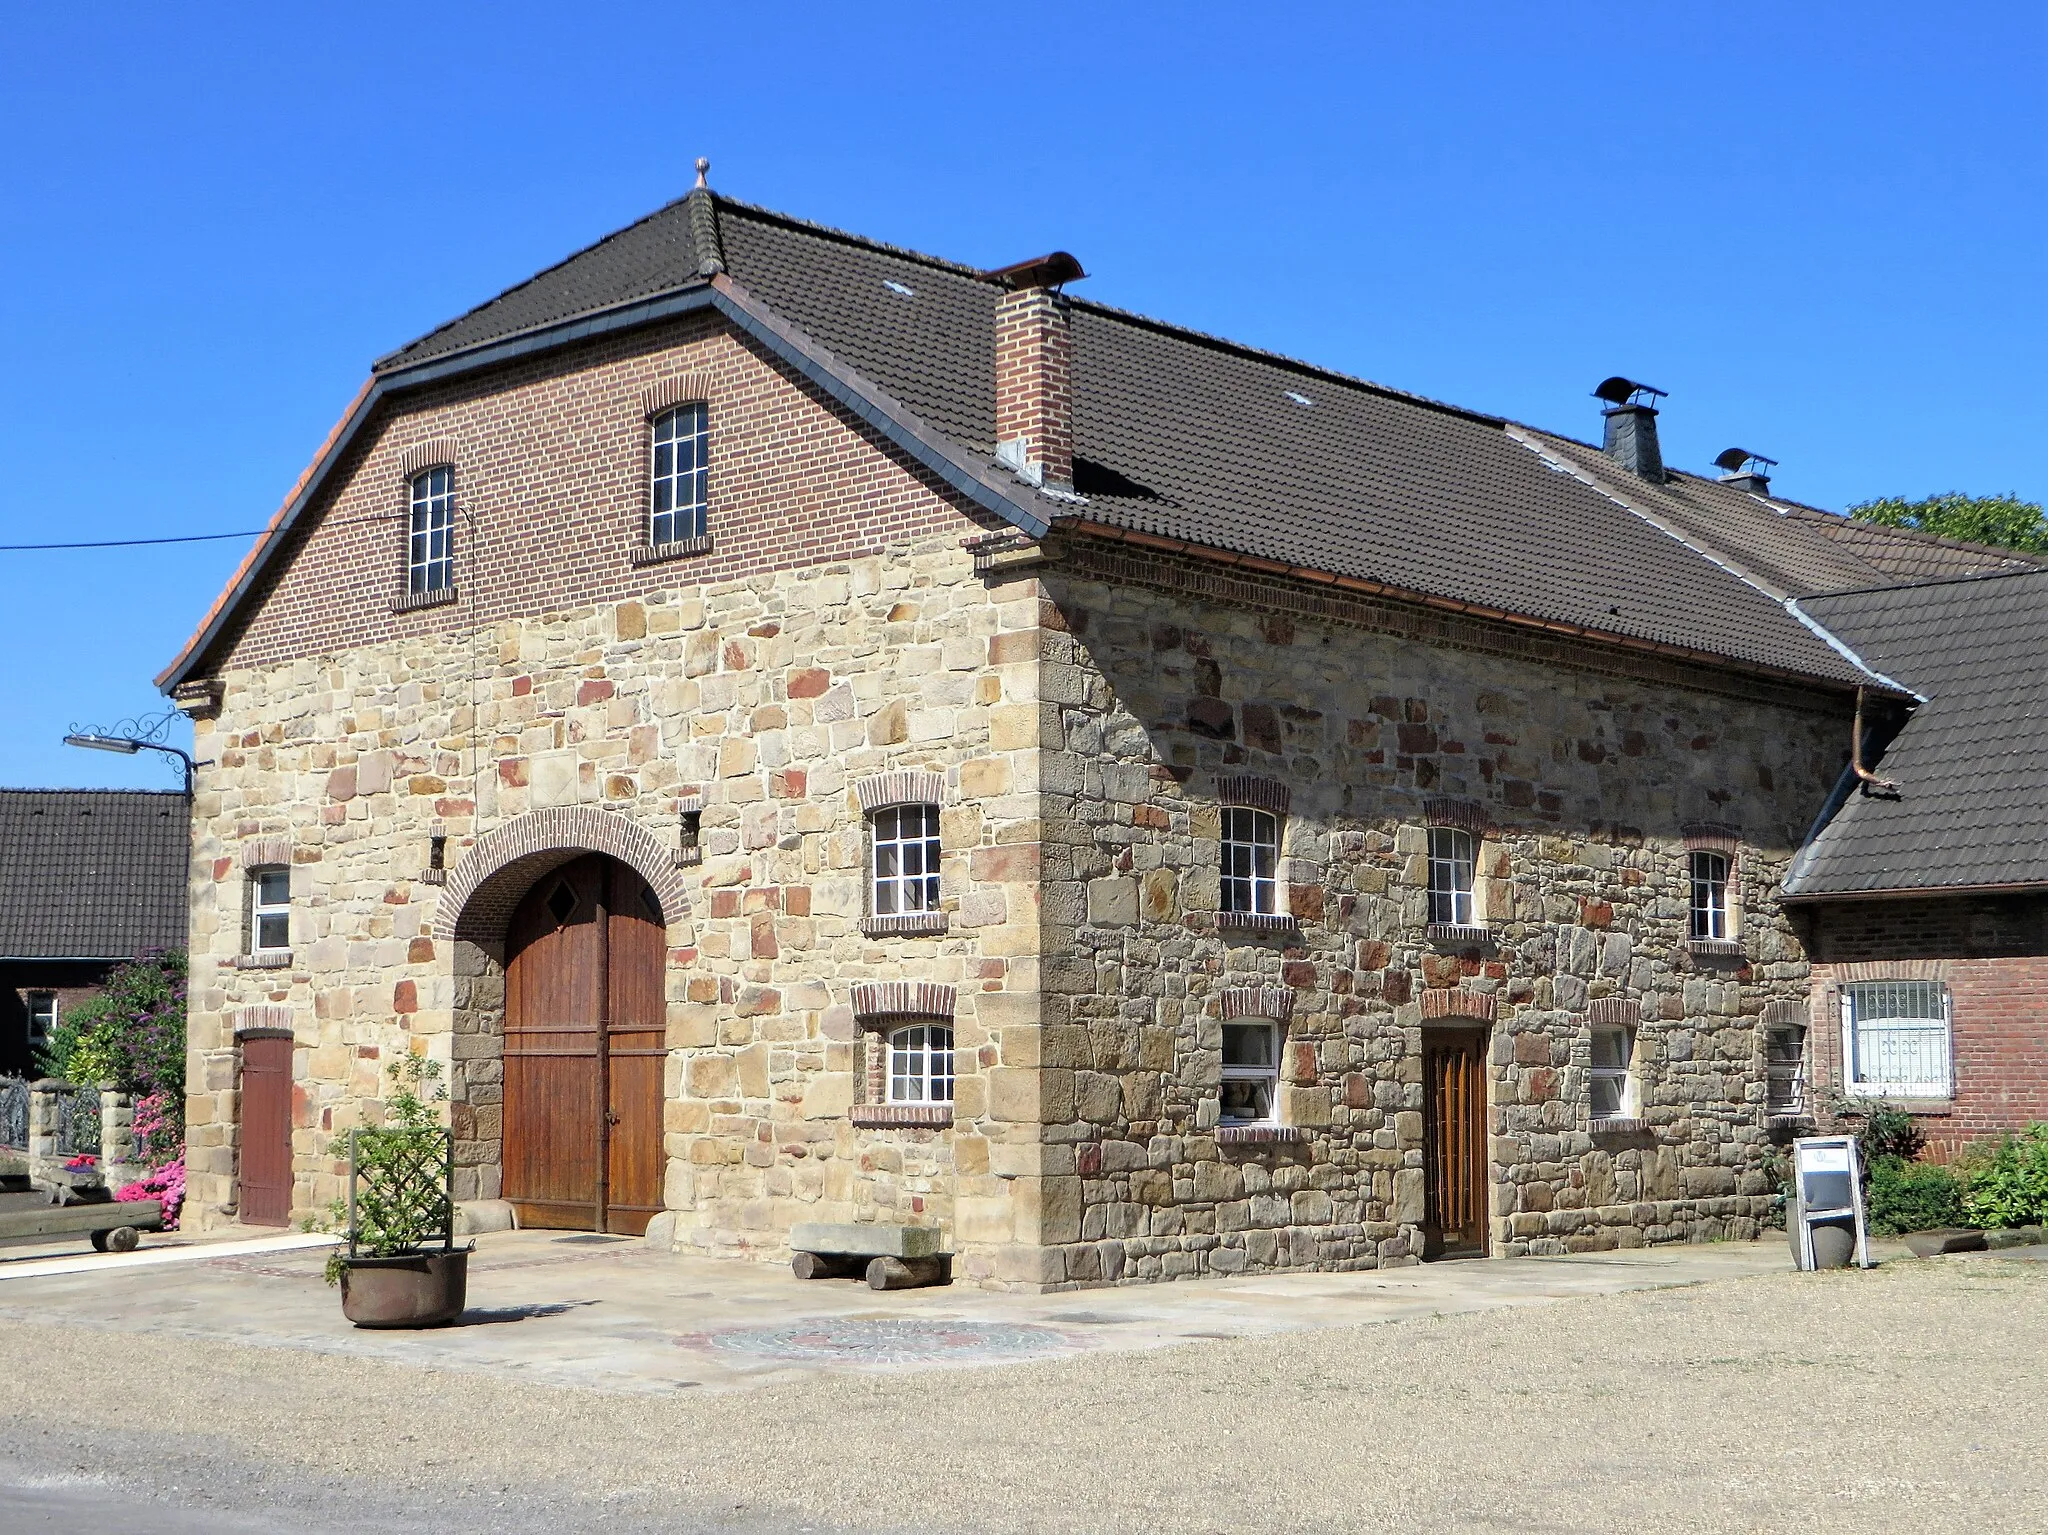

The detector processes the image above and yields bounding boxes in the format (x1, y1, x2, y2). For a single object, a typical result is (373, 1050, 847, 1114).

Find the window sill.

(861, 913, 949, 938)
(235, 951, 293, 970)
(629, 535, 714, 567)
(1425, 923, 1493, 947)
(391, 587, 458, 614)
(1843, 1094, 1952, 1115)
(1216, 911, 1298, 935)
(1216, 1123, 1310, 1145)
(1687, 938, 1744, 959)
(676, 845, 703, 867)
(1589, 1116, 1651, 1135)
(1765, 1112, 1815, 1131)
(850, 1103, 954, 1129)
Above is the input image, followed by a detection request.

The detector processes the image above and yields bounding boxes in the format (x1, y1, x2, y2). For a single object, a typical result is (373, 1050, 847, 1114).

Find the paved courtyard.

(1, 1229, 2042, 1531)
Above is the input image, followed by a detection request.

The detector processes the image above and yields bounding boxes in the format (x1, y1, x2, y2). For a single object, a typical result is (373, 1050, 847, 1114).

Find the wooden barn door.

(238, 1030, 294, 1227)
(503, 854, 666, 1233)
(1423, 1026, 1489, 1259)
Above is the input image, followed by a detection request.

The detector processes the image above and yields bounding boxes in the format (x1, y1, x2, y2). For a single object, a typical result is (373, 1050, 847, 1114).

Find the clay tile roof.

(0, 790, 189, 959)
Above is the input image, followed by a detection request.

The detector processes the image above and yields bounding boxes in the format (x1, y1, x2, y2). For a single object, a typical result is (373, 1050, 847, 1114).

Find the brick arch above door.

(433, 807, 690, 945)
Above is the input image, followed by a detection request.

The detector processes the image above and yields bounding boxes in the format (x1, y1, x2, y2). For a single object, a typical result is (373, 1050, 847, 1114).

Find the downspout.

(1784, 687, 1901, 893)
(1850, 687, 1899, 793)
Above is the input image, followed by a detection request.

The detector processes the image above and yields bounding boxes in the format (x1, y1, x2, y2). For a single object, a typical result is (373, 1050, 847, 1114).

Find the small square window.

(25, 992, 57, 1048)
(1221, 807, 1279, 915)
(1843, 980, 1950, 1098)
(1220, 1020, 1280, 1124)
(251, 867, 291, 954)
(886, 1023, 954, 1104)
(1590, 1023, 1637, 1121)
(1690, 850, 1733, 940)
(1428, 826, 1475, 927)
(872, 804, 941, 917)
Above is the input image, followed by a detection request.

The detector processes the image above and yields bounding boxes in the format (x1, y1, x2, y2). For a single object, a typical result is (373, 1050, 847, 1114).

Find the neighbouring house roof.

(0, 790, 189, 960)
(165, 188, 2007, 695)
(1783, 568, 2048, 899)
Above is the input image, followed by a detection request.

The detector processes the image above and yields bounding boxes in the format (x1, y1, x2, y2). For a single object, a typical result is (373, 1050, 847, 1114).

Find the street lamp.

(63, 731, 195, 794)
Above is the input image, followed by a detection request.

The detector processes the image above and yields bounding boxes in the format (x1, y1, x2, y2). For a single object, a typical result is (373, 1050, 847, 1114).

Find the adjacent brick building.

(158, 178, 2040, 1285)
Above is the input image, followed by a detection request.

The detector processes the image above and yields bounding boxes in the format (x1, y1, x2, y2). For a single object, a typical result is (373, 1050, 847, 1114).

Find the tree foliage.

(1847, 492, 2048, 554)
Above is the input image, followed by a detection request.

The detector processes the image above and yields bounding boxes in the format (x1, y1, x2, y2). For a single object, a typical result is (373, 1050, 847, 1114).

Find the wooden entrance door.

(238, 1030, 294, 1227)
(503, 854, 666, 1234)
(1423, 1026, 1488, 1259)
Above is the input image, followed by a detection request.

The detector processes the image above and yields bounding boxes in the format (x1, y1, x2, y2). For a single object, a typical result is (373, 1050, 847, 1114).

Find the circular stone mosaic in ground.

(681, 1317, 1070, 1365)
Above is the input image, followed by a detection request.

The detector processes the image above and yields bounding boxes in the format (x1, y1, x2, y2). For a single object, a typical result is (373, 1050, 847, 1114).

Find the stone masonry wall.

(180, 312, 1053, 1286)
(1027, 542, 1850, 1286)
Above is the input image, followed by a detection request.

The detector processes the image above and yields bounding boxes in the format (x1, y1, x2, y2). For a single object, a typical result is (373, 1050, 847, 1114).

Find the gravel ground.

(2, 1256, 2042, 1533)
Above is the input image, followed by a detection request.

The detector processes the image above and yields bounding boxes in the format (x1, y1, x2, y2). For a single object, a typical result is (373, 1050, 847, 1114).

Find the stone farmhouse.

(158, 171, 2040, 1288)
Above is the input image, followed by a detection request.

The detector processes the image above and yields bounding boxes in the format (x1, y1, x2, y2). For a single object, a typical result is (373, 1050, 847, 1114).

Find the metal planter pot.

(338, 1248, 471, 1328)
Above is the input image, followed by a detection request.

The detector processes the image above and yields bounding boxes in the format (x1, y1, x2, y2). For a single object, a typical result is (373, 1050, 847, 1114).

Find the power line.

(0, 511, 410, 553)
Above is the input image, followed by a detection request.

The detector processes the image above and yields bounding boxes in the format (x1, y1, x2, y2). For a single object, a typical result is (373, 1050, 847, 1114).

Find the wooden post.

(791, 1251, 863, 1280)
(865, 1254, 946, 1290)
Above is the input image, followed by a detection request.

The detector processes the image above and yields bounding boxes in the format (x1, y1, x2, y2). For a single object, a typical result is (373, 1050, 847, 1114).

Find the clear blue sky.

(1, 3, 2040, 789)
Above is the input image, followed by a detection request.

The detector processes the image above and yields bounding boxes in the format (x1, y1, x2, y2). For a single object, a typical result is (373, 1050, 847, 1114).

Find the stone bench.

(788, 1222, 949, 1289)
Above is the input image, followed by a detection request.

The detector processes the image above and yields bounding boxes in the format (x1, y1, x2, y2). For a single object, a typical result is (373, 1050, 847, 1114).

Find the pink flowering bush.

(113, 1092, 186, 1228)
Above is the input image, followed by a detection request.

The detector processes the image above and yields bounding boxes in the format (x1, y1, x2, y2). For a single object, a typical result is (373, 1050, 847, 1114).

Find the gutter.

(1779, 879, 2048, 905)
(157, 278, 1052, 692)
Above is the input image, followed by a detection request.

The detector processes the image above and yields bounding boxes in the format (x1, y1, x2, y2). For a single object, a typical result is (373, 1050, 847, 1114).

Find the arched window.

(1220, 806, 1279, 915)
(407, 466, 454, 594)
(650, 403, 709, 547)
(872, 803, 941, 917)
(1427, 826, 1475, 927)
(887, 1023, 954, 1104)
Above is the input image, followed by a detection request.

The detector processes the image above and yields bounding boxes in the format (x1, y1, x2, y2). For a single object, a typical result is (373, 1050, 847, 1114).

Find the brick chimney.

(1593, 376, 1668, 484)
(987, 252, 1085, 489)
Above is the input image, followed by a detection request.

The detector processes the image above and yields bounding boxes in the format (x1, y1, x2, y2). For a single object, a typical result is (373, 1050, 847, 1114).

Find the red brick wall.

(1798, 893, 2048, 1152)
(208, 312, 1002, 675)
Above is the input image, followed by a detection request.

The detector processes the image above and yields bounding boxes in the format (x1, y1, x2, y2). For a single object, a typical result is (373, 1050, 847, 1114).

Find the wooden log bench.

(0, 1197, 164, 1254)
(788, 1222, 950, 1290)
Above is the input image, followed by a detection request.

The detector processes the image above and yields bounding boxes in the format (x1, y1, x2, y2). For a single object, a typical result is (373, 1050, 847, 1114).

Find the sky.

(0, 3, 2040, 790)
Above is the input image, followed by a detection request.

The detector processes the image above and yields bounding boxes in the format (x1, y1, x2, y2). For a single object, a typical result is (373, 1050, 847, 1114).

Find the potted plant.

(319, 1053, 471, 1328)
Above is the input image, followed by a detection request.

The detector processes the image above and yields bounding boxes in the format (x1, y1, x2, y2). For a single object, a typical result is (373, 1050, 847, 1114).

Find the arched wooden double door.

(504, 853, 666, 1234)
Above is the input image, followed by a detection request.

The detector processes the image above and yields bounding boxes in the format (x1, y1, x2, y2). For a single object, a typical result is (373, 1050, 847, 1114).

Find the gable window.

(886, 1023, 954, 1104)
(25, 992, 57, 1050)
(1842, 980, 1951, 1099)
(1220, 1020, 1280, 1124)
(872, 804, 941, 918)
(1690, 850, 1732, 940)
(250, 867, 291, 954)
(1590, 1022, 1637, 1121)
(1220, 807, 1279, 916)
(650, 403, 709, 548)
(407, 466, 454, 595)
(1427, 827, 1476, 928)
(1766, 1024, 1808, 1115)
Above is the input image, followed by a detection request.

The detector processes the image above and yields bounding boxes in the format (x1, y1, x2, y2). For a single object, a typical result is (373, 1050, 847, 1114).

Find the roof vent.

(1593, 376, 1667, 483)
(1713, 447, 1778, 496)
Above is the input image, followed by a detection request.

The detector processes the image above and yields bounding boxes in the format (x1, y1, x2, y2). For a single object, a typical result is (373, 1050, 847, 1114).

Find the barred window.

(1221, 807, 1279, 915)
(872, 804, 941, 917)
(1591, 1023, 1637, 1120)
(1690, 850, 1732, 940)
(250, 867, 290, 954)
(1766, 1025, 1807, 1114)
(1843, 981, 1951, 1099)
(407, 467, 454, 595)
(650, 403, 709, 546)
(1220, 1020, 1279, 1124)
(887, 1023, 954, 1104)
(1428, 826, 1475, 927)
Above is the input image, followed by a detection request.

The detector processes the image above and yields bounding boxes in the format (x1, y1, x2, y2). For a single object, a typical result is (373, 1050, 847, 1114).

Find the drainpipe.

(1850, 687, 1899, 794)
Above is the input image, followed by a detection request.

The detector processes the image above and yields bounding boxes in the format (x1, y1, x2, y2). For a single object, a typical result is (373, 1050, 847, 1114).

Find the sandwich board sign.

(1791, 1134, 1872, 1271)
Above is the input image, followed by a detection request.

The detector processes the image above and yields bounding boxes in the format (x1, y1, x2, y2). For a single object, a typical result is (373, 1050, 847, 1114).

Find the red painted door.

(239, 1031, 294, 1227)
(503, 855, 665, 1233)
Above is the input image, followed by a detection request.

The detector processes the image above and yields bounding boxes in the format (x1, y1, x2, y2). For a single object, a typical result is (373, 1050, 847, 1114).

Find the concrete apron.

(0, 1231, 1793, 1397)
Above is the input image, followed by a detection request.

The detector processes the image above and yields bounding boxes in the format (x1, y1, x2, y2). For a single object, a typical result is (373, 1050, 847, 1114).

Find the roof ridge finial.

(695, 157, 710, 190)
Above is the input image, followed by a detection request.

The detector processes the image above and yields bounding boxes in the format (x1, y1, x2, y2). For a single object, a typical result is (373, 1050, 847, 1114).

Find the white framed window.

(872, 804, 941, 917)
(1766, 1025, 1807, 1115)
(1220, 1019, 1280, 1124)
(650, 403, 709, 546)
(1220, 806, 1279, 915)
(1842, 980, 1951, 1099)
(886, 1023, 954, 1104)
(1690, 850, 1733, 940)
(407, 466, 454, 595)
(26, 992, 57, 1049)
(1590, 1023, 1637, 1120)
(1428, 826, 1475, 927)
(250, 867, 291, 954)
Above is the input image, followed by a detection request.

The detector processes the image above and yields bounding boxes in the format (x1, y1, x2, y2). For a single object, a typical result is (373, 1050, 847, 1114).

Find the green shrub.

(1866, 1155, 1968, 1235)
(1963, 1125, 2048, 1229)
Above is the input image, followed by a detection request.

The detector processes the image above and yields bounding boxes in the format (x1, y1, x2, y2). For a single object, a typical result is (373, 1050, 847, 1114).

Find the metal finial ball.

(695, 157, 710, 188)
